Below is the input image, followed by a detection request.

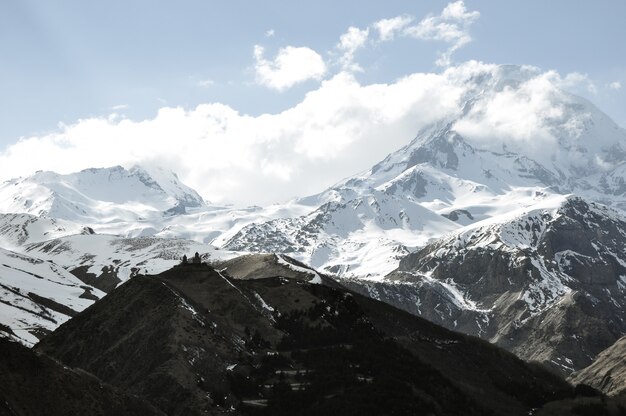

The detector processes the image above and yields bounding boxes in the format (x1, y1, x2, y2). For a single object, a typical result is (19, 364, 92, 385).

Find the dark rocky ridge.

(0, 337, 164, 416)
(36, 262, 576, 415)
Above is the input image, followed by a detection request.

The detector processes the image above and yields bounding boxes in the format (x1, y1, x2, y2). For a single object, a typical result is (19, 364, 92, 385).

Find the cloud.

(404, 1, 480, 67)
(265, 29, 275, 38)
(538, 70, 598, 94)
(451, 63, 618, 170)
(1, 60, 612, 206)
(453, 68, 561, 154)
(336, 26, 370, 71)
(608, 81, 622, 90)
(373, 15, 413, 41)
(0, 69, 465, 205)
(111, 104, 129, 111)
(253, 45, 327, 91)
(197, 79, 215, 87)
(329, 2, 480, 71)
(262, 3, 479, 78)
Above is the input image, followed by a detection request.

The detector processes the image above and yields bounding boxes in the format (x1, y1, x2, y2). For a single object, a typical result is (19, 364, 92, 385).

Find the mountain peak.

(0, 165, 206, 223)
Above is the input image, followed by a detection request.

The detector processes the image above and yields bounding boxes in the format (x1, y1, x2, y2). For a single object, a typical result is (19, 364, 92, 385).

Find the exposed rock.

(570, 336, 626, 396)
(351, 197, 626, 375)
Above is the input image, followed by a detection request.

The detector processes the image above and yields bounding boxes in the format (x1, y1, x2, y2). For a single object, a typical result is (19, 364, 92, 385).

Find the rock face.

(570, 336, 626, 396)
(0, 337, 164, 416)
(346, 196, 626, 375)
(214, 253, 332, 285)
(35, 262, 573, 416)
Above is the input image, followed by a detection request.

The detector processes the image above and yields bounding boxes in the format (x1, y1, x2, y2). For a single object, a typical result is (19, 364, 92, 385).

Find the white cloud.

(547, 71, 597, 94)
(266, 3, 478, 78)
(111, 104, 129, 111)
(404, 1, 480, 67)
(441, 0, 479, 21)
(374, 15, 413, 41)
(451, 63, 618, 170)
(197, 79, 215, 87)
(453, 72, 560, 154)
(608, 81, 622, 90)
(253, 45, 327, 91)
(336, 26, 370, 71)
(0, 69, 465, 205)
(1, 60, 611, 205)
(265, 29, 275, 38)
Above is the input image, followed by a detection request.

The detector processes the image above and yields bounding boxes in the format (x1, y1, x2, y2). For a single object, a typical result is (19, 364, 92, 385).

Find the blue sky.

(1, 1, 625, 204)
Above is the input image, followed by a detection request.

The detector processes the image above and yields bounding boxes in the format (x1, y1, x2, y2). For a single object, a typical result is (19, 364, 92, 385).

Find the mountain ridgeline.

(32, 262, 577, 416)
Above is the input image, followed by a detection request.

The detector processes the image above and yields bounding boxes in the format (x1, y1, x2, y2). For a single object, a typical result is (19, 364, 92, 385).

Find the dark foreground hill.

(34, 262, 579, 415)
(0, 337, 164, 416)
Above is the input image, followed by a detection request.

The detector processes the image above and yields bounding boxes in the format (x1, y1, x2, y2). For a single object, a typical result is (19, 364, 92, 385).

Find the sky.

(1, 1, 625, 205)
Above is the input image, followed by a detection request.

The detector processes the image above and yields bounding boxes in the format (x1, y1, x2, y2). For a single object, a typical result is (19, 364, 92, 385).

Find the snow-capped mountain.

(223, 64, 626, 278)
(344, 196, 626, 374)
(223, 189, 457, 277)
(4, 65, 623, 281)
(0, 165, 206, 225)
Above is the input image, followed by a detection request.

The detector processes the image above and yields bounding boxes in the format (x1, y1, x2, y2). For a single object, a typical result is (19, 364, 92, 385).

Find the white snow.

(0, 247, 104, 346)
(276, 255, 322, 284)
(253, 292, 275, 312)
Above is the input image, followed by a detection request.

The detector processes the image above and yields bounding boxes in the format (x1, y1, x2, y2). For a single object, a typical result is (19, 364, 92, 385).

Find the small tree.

(182, 254, 188, 265)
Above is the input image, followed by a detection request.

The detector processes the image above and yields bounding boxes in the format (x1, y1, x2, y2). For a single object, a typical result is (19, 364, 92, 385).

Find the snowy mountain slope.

(301, 64, 626, 207)
(24, 234, 238, 292)
(0, 247, 103, 346)
(345, 196, 626, 375)
(0, 165, 206, 223)
(0, 213, 94, 249)
(0, 164, 317, 248)
(223, 189, 459, 278)
(135, 200, 313, 245)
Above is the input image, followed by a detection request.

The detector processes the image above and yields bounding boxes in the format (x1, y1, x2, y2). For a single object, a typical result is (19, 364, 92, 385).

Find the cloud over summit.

(0, 60, 606, 205)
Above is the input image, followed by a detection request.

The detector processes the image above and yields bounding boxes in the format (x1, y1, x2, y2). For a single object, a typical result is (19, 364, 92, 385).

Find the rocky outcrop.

(348, 197, 626, 375)
(569, 336, 626, 396)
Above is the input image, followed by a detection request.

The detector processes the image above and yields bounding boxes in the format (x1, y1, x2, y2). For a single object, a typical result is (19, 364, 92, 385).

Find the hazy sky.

(1, 1, 625, 204)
